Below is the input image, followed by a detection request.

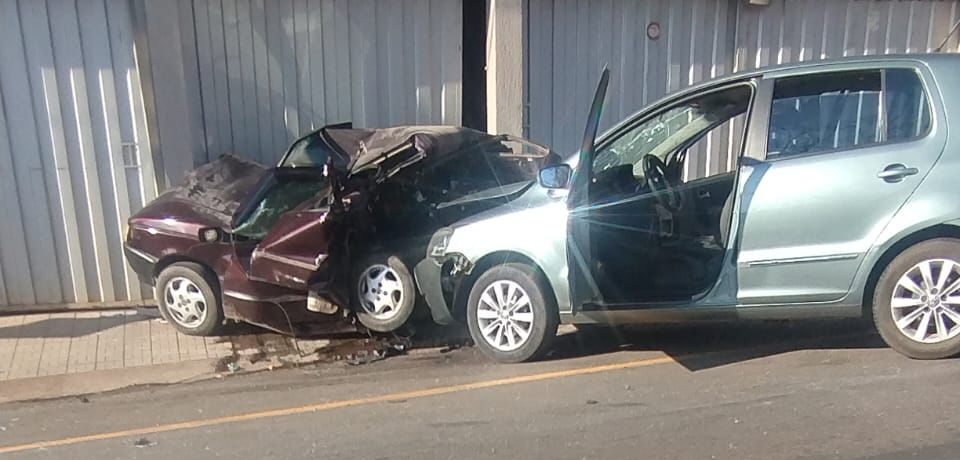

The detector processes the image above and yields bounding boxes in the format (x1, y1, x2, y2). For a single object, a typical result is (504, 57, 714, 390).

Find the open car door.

(235, 128, 345, 290)
(246, 206, 335, 290)
(566, 68, 610, 312)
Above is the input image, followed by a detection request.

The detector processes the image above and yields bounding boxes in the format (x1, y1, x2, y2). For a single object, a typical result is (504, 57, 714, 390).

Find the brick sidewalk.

(0, 310, 325, 382)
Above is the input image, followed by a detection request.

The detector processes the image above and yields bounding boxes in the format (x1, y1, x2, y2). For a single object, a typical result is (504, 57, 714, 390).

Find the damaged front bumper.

(413, 253, 472, 326)
(123, 243, 158, 285)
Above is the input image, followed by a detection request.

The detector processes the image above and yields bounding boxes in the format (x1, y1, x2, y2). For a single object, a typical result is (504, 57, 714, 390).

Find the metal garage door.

(189, 0, 464, 165)
(735, 0, 960, 71)
(526, 0, 739, 175)
(0, 0, 158, 309)
(526, 0, 960, 175)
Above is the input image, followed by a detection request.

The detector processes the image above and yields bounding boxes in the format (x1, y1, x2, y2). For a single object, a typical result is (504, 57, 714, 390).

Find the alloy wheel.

(890, 258, 960, 344)
(357, 264, 405, 320)
(476, 280, 534, 352)
(163, 276, 208, 329)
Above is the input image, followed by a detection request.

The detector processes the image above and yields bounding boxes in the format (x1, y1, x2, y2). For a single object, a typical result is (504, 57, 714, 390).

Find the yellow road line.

(0, 355, 675, 454)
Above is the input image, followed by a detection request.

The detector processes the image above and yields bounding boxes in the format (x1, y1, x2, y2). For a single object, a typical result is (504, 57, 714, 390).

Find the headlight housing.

(428, 228, 454, 259)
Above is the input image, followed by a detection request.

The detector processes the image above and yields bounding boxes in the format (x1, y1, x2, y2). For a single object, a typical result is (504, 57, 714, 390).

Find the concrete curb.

(0, 359, 219, 404)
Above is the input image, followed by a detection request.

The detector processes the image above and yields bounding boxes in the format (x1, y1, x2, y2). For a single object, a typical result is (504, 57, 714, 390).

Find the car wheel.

(155, 262, 223, 336)
(354, 254, 417, 332)
(873, 238, 960, 359)
(467, 263, 559, 363)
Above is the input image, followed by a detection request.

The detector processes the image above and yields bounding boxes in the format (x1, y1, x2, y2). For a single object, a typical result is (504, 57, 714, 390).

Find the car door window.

(885, 69, 931, 142)
(591, 84, 752, 190)
(767, 68, 930, 159)
(767, 71, 882, 157)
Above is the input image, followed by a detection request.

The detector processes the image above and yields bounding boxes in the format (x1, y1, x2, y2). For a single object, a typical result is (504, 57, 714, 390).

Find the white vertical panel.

(222, 0, 246, 153)
(529, 0, 960, 165)
(251, 0, 274, 161)
(735, 0, 960, 71)
(307, 0, 326, 130)
(527, 0, 735, 155)
(208, 0, 235, 155)
(190, 0, 463, 163)
(18, 0, 85, 303)
(0, 0, 61, 304)
(1, 0, 157, 308)
(0, 61, 32, 306)
(236, 0, 262, 161)
(78, 0, 132, 301)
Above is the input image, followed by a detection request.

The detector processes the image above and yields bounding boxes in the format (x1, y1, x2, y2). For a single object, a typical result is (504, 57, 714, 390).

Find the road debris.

(134, 437, 157, 448)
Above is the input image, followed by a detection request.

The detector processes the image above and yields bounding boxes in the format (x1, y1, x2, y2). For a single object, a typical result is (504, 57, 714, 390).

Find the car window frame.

(761, 65, 934, 163)
(590, 80, 759, 178)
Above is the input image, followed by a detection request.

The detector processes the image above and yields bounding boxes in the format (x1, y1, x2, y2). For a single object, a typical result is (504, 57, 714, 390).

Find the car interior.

(586, 85, 752, 304)
(231, 132, 335, 240)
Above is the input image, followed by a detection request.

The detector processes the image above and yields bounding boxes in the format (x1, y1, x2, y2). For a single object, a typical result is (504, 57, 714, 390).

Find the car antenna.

(935, 19, 960, 52)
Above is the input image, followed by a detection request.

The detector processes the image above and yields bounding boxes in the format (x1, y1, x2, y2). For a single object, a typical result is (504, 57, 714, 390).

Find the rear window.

(767, 68, 930, 158)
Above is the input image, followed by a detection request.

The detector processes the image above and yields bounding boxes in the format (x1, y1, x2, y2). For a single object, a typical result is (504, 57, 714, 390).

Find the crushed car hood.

(322, 126, 501, 175)
(140, 155, 268, 228)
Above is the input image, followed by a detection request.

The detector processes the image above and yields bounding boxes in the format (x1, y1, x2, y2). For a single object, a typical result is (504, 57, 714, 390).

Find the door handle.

(697, 190, 711, 199)
(877, 164, 919, 182)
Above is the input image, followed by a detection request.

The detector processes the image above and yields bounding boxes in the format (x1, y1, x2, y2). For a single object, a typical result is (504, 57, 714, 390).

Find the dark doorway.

(462, 0, 487, 131)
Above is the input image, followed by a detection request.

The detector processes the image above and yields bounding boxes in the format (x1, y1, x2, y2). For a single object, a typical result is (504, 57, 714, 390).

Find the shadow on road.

(546, 319, 886, 371)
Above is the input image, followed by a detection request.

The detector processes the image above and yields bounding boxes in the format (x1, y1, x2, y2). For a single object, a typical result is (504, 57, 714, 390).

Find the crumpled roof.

(321, 125, 502, 173)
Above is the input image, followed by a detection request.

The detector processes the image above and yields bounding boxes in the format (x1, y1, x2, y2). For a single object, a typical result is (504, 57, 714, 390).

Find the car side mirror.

(538, 164, 572, 189)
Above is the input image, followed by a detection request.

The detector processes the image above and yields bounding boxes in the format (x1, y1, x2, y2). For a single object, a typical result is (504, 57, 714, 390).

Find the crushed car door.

(566, 68, 610, 311)
(247, 206, 336, 290)
(237, 129, 342, 290)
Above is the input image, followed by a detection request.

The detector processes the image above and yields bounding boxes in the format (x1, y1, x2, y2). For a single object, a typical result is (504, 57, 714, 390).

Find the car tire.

(155, 262, 223, 336)
(353, 254, 417, 333)
(467, 263, 559, 363)
(873, 238, 960, 359)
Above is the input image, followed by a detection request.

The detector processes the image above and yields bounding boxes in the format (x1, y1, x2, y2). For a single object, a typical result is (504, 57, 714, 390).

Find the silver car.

(415, 54, 960, 363)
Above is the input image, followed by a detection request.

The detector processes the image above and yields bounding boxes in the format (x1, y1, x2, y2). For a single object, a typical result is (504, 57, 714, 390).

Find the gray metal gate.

(525, 0, 960, 173)
(188, 0, 464, 165)
(0, 0, 158, 309)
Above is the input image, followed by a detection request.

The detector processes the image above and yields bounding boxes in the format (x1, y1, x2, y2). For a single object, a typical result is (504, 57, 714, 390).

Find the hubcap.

(476, 280, 534, 352)
(163, 277, 207, 329)
(891, 258, 960, 344)
(358, 264, 405, 320)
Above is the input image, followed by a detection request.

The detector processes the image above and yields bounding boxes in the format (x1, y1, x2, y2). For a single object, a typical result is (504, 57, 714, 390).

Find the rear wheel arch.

(862, 224, 960, 317)
(452, 251, 559, 322)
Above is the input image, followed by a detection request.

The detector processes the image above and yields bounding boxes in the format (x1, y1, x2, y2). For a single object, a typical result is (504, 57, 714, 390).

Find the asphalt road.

(1, 320, 958, 460)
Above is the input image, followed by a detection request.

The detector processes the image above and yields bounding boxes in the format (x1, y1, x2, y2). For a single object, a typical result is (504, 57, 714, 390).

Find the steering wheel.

(641, 154, 681, 211)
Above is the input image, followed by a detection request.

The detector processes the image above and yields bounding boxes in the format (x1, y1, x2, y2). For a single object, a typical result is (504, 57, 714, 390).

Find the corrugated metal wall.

(526, 0, 960, 174)
(0, 0, 158, 308)
(189, 0, 463, 165)
(526, 0, 739, 178)
(736, 0, 960, 71)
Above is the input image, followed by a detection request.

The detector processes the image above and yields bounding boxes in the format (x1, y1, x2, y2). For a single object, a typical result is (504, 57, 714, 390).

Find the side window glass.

(767, 71, 882, 158)
(281, 133, 331, 168)
(682, 111, 748, 181)
(885, 69, 931, 142)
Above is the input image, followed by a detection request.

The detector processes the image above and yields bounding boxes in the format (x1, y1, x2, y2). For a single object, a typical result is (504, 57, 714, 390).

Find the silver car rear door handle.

(877, 164, 919, 182)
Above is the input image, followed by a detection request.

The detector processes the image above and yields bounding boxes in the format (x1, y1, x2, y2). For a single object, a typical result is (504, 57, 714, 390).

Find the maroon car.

(124, 124, 555, 336)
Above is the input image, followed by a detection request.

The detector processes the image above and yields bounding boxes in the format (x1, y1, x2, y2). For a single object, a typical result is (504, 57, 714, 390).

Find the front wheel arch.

(452, 251, 559, 323)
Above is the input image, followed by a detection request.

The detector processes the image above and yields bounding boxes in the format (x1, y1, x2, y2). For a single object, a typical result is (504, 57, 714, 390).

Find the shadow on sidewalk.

(0, 314, 151, 339)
